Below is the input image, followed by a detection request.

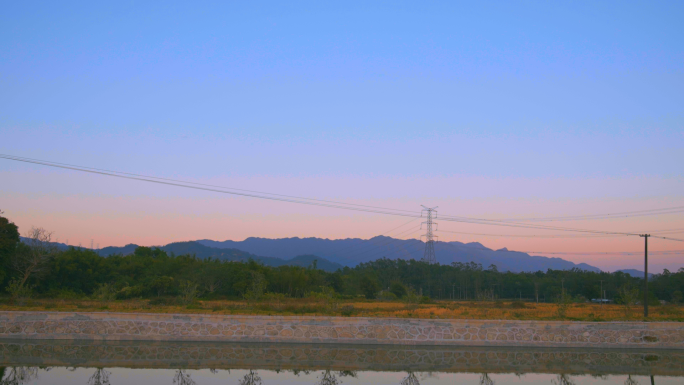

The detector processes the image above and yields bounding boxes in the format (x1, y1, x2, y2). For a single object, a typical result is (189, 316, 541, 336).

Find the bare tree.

(11, 227, 59, 289)
(88, 368, 111, 385)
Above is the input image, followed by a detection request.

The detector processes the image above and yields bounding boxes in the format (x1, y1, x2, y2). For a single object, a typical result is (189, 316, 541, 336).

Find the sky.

(1, 1, 683, 272)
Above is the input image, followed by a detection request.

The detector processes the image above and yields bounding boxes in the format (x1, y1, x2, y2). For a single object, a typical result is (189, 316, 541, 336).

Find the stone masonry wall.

(1, 312, 683, 349)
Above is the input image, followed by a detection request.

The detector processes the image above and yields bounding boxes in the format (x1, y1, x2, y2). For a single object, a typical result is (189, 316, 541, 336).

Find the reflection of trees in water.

(173, 370, 196, 385)
(318, 370, 340, 385)
(552, 374, 575, 385)
(400, 372, 420, 385)
(624, 375, 639, 385)
(0, 367, 39, 385)
(239, 370, 262, 385)
(87, 368, 111, 385)
(480, 373, 494, 385)
(316, 370, 357, 385)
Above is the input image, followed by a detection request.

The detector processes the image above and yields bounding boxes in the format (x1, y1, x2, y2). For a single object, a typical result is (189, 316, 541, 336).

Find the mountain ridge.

(198, 236, 601, 273)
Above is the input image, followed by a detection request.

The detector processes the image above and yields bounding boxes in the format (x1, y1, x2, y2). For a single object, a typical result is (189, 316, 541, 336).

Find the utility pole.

(641, 234, 650, 317)
(599, 280, 604, 309)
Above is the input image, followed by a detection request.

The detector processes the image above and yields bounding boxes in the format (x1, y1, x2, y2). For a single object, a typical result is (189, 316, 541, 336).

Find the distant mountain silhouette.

(22, 235, 600, 273)
(97, 241, 344, 272)
(21, 238, 343, 272)
(198, 236, 601, 273)
(615, 269, 655, 279)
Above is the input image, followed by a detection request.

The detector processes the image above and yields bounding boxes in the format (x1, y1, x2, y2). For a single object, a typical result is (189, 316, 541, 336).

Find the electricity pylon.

(421, 205, 438, 264)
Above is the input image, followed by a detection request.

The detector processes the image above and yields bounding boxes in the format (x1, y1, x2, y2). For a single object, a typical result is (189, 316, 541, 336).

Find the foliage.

(6, 278, 32, 302)
(179, 281, 199, 305)
(244, 271, 267, 302)
(556, 289, 572, 318)
(618, 284, 640, 317)
(359, 275, 380, 299)
(93, 283, 116, 302)
(390, 281, 407, 298)
(9, 227, 59, 290)
(2, 217, 684, 311)
(0, 214, 20, 284)
(377, 290, 397, 301)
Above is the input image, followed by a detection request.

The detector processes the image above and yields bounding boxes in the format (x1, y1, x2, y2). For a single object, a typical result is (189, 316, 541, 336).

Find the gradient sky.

(1, 1, 683, 272)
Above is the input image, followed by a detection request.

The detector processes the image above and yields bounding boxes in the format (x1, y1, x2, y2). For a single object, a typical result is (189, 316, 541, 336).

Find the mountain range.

(28, 236, 601, 273)
(197, 236, 601, 273)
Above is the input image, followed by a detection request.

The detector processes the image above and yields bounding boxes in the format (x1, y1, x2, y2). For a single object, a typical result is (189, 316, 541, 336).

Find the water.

(1, 340, 682, 384)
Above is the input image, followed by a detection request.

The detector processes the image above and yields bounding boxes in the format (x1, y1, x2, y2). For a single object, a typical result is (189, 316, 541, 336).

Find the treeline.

(1, 215, 683, 303)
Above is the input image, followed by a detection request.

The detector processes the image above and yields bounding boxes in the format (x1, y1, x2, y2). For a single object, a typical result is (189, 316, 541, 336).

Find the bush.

(117, 285, 144, 299)
(377, 291, 397, 301)
(509, 301, 527, 309)
(389, 282, 407, 298)
(92, 283, 116, 302)
(419, 296, 433, 304)
(340, 305, 354, 316)
(179, 281, 198, 305)
(6, 279, 32, 303)
(148, 297, 173, 306)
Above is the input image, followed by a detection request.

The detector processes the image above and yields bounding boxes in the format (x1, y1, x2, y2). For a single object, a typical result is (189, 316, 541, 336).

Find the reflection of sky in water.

(4, 368, 683, 385)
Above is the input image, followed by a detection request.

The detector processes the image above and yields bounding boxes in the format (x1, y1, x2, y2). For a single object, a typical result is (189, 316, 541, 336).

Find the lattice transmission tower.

(421, 205, 438, 264)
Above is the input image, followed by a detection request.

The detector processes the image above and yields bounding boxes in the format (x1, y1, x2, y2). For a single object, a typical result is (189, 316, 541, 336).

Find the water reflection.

(87, 368, 111, 385)
(0, 367, 38, 385)
(0, 340, 682, 384)
(238, 370, 261, 385)
(401, 372, 420, 385)
(0, 366, 681, 385)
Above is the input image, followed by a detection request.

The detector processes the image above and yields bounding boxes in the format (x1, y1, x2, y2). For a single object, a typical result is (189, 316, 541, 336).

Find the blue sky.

(1, 1, 683, 271)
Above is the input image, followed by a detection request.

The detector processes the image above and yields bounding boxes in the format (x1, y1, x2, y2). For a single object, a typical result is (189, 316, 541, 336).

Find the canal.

(1, 340, 682, 384)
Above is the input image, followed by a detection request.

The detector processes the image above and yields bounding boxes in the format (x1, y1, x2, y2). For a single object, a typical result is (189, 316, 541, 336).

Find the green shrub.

(509, 301, 527, 309)
(148, 297, 173, 306)
(377, 291, 398, 301)
(389, 282, 408, 298)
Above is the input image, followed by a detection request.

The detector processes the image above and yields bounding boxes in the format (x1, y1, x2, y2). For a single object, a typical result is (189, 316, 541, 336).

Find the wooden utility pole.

(641, 234, 650, 317)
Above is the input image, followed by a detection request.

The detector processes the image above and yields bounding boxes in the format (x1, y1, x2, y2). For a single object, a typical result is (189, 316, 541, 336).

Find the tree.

(9, 227, 59, 290)
(0, 214, 20, 284)
(359, 275, 380, 299)
(390, 281, 408, 298)
(618, 284, 640, 317)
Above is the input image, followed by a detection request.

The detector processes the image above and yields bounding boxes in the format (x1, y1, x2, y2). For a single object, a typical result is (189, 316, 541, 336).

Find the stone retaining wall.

(1, 311, 683, 349)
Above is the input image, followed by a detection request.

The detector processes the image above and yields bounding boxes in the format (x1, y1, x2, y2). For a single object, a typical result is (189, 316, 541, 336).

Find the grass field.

(1, 298, 682, 322)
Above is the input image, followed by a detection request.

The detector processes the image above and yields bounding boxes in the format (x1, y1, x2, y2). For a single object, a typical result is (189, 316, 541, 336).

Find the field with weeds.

(1, 297, 683, 322)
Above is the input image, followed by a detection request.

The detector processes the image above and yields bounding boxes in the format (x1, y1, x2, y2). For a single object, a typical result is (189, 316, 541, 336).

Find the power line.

(3, 154, 683, 243)
(495, 206, 684, 222)
(435, 230, 622, 238)
(0, 154, 421, 217)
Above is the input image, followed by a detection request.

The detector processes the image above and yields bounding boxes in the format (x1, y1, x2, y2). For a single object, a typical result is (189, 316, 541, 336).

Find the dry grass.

(1, 298, 682, 322)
